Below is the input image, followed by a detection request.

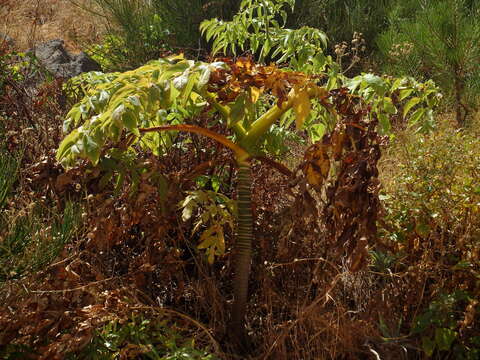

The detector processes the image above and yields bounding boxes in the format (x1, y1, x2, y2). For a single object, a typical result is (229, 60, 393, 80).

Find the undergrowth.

(75, 315, 218, 360)
(377, 118, 480, 358)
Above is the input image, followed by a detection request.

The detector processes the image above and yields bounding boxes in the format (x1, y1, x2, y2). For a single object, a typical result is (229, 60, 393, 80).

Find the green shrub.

(87, 0, 239, 70)
(413, 291, 480, 359)
(87, 1, 172, 70)
(75, 316, 218, 359)
(85, 34, 133, 72)
(145, 0, 239, 49)
(380, 120, 480, 253)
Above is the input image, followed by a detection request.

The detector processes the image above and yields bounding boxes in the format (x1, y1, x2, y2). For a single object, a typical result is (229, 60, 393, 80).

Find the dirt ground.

(0, 0, 104, 51)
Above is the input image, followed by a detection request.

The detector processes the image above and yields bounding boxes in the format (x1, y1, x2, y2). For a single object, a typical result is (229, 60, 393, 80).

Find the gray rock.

(56, 52, 102, 78)
(33, 39, 71, 65)
(30, 39, 101, 79)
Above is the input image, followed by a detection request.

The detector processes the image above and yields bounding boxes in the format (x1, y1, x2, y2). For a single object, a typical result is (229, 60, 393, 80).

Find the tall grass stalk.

(0, 202, 81, 282)
(0, 140, 21, 210)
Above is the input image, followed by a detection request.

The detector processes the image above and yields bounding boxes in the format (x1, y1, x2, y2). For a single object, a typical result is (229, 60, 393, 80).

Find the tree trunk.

(231, 161, 253, 345)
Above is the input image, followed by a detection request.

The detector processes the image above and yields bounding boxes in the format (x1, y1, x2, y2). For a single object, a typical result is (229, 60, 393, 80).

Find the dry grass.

(0, 0, 104, 51)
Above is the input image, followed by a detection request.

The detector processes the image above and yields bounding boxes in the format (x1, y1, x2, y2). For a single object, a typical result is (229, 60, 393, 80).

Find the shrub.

(378, 118, 480, 358)
(0, 43, 66, 161)
(86, 0, 239, 69)
(146, 0, 239, 49)
(86, 1, 172, 70)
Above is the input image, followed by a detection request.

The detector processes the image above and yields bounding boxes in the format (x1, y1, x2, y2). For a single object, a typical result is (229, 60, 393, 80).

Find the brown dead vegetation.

(0, 0, 103, 51)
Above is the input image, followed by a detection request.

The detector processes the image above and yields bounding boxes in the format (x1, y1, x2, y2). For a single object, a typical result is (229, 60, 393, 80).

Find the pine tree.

(378, 0, 480, 126)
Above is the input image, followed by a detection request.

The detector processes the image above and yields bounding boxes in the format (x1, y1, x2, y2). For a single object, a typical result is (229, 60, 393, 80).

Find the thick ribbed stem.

(231, 161, 253, 341)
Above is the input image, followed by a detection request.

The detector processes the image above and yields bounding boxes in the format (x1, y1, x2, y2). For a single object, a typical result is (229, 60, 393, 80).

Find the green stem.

(231, 159, 253, 340)
(202, 90, 231, 120)
(202, 90, 247, 139)
(241, 99, 292, 149)
(241, 86, 321, 149)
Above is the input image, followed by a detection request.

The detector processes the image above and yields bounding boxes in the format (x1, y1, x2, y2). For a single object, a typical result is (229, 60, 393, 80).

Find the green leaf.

(172, 71, 190, 91)
(391, 78, 402, 92)
(180, 72, 198, 106)
(83, 135, 101, 165)
(57, 129, 80, 164)
(422, 336, 436, 357)
(195, 175, 209, 188)
(122, 110, 138, 132)
(403, 97, 421, 118)
(378, 112, 391, 134)
(409, 108, 426, 126)
(211, 175, 221, 192)
(382, 97, 397, 115)
(435, 328, 457, 351)
(158, 61, 190, 82)
(361, 74, 388, 95)
(197, 65, 211, 90)
(112, 103, 126, 124)
(308, 123, 326, 143)
(64, 108, 79, 131)
(344, 76, 363, 92)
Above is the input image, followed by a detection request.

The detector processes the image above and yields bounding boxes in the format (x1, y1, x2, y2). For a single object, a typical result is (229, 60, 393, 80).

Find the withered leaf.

(303, 143, 331, 188)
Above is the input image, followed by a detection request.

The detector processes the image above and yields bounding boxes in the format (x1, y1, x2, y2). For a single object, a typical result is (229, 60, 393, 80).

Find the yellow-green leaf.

(197, 224, 225, 264)
(57, 129, 80, 163)
(399, 88, 414, 101)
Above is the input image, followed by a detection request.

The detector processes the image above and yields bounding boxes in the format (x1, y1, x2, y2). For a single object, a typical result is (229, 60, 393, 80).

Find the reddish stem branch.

(138, 124, 250, 162)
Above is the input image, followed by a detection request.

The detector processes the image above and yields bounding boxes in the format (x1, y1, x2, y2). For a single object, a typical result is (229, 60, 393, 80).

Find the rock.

(33, 39, 71, 65)
(65, 52, 102, 75)
(30, 39, 101, 79)
(0, 32, 15, 47)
